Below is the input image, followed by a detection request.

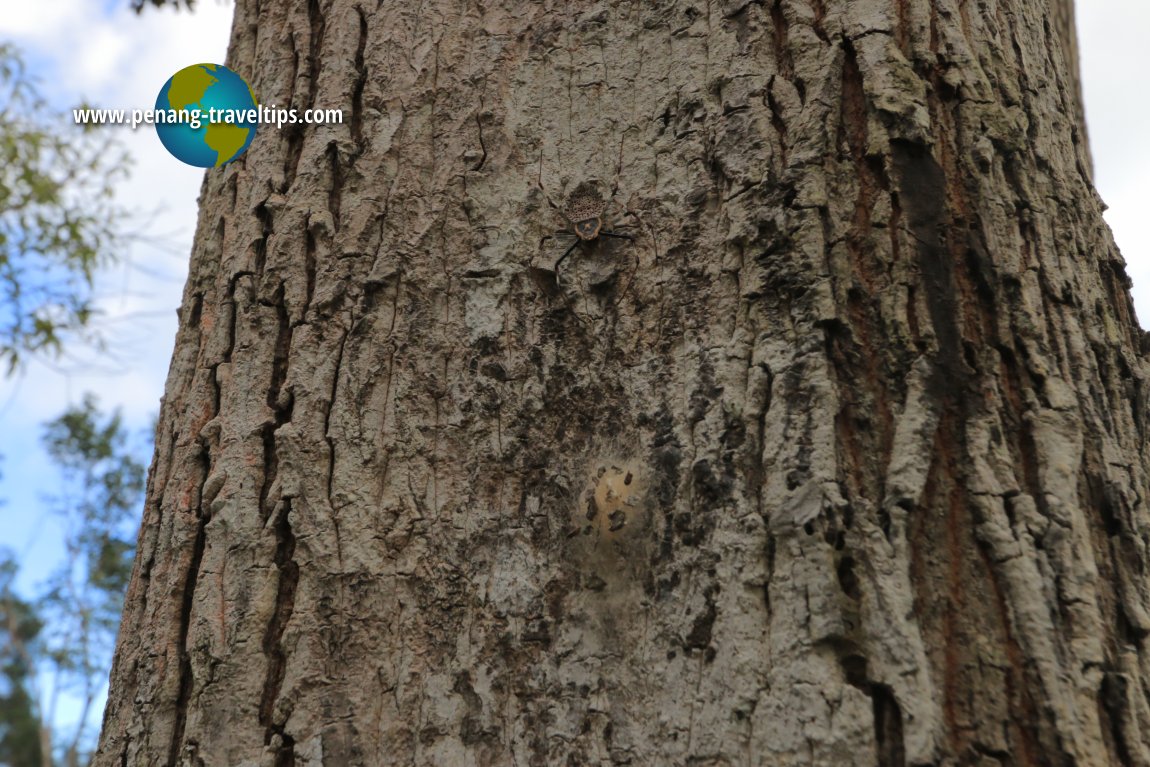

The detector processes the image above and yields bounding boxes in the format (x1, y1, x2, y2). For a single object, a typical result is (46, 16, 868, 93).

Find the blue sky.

(0, 0, 1146, 741)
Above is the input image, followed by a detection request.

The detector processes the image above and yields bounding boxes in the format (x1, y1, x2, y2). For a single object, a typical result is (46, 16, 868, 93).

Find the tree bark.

(97, 0, 1150, 765)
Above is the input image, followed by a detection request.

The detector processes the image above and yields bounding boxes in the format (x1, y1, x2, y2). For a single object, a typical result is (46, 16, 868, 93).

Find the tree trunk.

(96, 0, 1150, 765)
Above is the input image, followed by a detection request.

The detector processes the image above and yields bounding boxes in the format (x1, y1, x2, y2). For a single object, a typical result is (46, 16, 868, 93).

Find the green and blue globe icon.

(155, 63, 257, 168)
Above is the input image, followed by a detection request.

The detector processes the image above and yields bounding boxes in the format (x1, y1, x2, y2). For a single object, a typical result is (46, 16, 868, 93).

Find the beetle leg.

(554, 239, 580, 276)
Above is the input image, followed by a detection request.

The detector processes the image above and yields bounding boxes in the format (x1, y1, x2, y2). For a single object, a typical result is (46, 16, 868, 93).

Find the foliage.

(131, 0, 196, 12)
(0, 551, 44, 767)
(0, 397, 146, 766)
(0, 44, 130, 375)
(0, 35, 145, 766)
(36, 395, 145, 765)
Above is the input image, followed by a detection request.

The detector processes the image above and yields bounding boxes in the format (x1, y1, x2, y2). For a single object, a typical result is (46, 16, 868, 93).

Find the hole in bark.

(1095, 475, 1122, 537)
(1099, 671, 1135, 767)
(840, 653, 868, 687)
(837, 556, 861, 599)
(871, 684, 906, 767)
(686, 589, 718, 652)
(963, 341, 978, 370)
(272, 730, 295, 767)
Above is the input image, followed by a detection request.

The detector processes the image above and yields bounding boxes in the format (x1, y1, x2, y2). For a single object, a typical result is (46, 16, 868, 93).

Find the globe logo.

(154, 64, 258, 168)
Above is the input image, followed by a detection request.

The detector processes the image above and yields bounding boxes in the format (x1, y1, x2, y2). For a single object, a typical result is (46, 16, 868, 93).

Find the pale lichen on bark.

(97, 0, 1149, 765)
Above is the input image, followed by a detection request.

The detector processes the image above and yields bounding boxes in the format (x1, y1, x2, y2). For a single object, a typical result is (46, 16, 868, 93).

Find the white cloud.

(0, 0, 88, 42)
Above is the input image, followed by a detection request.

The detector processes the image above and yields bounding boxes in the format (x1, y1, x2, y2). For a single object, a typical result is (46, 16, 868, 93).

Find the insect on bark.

(537, 139, 637, 283)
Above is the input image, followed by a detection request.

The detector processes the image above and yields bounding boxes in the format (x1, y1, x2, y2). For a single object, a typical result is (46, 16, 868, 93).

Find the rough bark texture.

(97, 0, 1150, 765)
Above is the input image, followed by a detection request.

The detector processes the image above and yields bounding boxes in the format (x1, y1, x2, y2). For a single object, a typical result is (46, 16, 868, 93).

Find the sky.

(1078, 4, 1150, 320)
(0, 0, 1145, 737)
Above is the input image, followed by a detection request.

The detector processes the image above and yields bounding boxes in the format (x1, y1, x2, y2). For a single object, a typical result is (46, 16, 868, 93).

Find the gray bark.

(97, 0, 1150, 765)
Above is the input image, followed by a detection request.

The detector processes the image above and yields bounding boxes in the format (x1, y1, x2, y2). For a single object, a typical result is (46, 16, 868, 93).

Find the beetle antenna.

(537, 146, 561, 211)
(608, 133, 626, 202)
